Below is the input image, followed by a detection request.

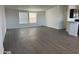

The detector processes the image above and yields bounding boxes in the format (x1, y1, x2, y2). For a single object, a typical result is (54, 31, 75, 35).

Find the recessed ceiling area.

(5, 5, 56, 11)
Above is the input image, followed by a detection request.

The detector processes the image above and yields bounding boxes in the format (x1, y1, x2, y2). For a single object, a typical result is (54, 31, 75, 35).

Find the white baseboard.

(45, 25, 65, 30)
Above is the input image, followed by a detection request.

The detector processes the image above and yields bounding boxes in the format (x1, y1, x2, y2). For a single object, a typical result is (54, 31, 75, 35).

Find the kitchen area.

(66, 5, 79, 37)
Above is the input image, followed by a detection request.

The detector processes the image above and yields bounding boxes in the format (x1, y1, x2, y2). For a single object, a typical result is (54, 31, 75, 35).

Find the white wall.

(45, 6, 67, 29)
(37, 12, 46, 26)
(5, 8, 45, 29)
(0, 6, 6, 54)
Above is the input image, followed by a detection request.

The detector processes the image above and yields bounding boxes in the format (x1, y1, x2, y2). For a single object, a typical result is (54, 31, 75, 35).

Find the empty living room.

(0, 5, 79, 54)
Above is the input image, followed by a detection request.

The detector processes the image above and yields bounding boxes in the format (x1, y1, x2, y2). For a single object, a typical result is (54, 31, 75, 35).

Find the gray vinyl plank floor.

(3, 26, 79, 54)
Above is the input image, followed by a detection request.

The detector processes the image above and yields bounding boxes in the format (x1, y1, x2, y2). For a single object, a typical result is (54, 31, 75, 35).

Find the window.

(29, 13, 37, 23)
(19, 11, 28, 24)
(19, 12, 37, 24)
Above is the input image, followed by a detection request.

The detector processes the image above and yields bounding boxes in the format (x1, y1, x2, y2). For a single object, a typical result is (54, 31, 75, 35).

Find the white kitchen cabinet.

(67, 21, 79, 37)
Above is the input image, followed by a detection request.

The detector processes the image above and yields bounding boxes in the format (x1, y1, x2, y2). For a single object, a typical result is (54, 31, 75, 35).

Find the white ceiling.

(5, 5, 56, 11)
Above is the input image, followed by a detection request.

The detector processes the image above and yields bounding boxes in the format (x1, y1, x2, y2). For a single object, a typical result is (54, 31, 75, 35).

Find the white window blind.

(19, 11, 28, 24)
